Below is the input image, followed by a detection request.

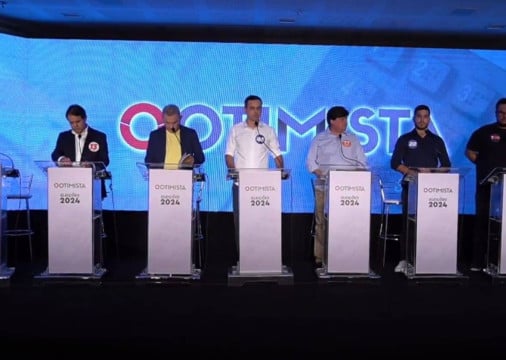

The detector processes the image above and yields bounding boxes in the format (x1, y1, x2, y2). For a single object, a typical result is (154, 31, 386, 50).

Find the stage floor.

(1, 211, 504, 356)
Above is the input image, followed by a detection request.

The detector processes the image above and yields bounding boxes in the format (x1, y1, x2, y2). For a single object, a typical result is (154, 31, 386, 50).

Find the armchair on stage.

(136, 162, 205, 280)
(403, 168, 468, 279)
(227, 168, 293, 286)
(483, 167, 506, 278)
(35, 161, 109, 280)
(318, 165, 376, 279)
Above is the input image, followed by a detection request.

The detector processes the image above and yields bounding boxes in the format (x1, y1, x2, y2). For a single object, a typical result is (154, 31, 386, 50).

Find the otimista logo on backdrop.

(119, 102, 444, 157)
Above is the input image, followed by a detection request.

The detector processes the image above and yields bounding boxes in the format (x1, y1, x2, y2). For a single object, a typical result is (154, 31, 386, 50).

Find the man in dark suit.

(144, 104, 205, 167)
(51, 104, 110, 198)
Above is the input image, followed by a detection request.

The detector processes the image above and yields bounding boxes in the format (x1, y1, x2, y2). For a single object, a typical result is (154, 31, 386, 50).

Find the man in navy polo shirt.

(391, 104, 451, 273)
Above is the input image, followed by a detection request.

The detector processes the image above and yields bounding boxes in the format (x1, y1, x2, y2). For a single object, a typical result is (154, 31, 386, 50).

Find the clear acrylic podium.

(316, 166, 378, 280)
(227, 168, 293, 286)
(0, 164, 15, 280)
(135, 162, 205, 281)
(35, 161, 107, 280)
(403, 168, 468, 279)
(483, 167, 506, 278)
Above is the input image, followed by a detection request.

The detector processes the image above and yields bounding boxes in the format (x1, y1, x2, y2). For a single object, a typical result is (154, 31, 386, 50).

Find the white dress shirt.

(225, 121, 282, 169)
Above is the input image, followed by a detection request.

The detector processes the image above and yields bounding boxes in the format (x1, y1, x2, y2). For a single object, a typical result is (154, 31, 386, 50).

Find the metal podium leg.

(194, 198, 204, 269)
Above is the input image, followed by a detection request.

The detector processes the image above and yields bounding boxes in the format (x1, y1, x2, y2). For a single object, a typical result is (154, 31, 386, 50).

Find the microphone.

(254, 120, 277, 160)
(170, 126, 191, 168)
(77, 134, 83, 162)
(171, 126, 182, 145)
(338, 133, 366, 168)
(254, 121, 288, 179)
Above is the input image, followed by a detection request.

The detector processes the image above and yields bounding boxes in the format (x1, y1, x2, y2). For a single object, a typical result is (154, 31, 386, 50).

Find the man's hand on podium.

(180, 154, 195, 167)
(403, 168, 418, 182)
(281, 170, 290, 180)
(57, 156, 73, 167)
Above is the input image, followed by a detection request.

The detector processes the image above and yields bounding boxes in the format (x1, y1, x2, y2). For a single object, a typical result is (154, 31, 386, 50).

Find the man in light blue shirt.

(306, 106, 368, 266)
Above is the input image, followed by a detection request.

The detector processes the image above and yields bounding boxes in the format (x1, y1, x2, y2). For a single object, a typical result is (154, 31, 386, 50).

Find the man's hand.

(57, 156, 73, 167)
(181, 155, 195, 166)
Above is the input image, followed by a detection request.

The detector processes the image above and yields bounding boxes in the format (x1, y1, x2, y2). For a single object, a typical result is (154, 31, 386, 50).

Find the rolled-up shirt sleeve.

(306, 137, 319, 173)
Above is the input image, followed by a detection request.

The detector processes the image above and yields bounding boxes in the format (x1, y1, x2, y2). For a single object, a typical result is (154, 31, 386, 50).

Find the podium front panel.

(491, 177, 506, 274)
(147, 169, 193, 274)
(415, 173, 459, 274)
(326, 170, 371, 273)
(48, 167, 94, 274)
(238, 169, 282, 273)
(500, 179, 506, 274)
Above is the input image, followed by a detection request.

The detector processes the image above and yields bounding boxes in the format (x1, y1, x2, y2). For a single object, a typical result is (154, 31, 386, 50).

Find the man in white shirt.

(225, 95, 284, 170)
(224, 95, 285, 263)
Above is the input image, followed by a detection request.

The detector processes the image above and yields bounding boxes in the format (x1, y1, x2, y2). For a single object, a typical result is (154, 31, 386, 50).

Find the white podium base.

(315, 266, 380, 283)
(35, 265, 107, 281)
(0, 264, 15, 281)
(227, 265, 294, 286)
(401, 261, 468, 282)
(135, 267, 201, 282)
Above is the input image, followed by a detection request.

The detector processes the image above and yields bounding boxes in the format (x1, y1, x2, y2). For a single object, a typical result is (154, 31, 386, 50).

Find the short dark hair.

(162, 104, 181, 117)
(244, 95, 262, 108)
(326, 106, 349, 126)
(413, 104, 430, 118)
(65, 104, 87, 119)
(495, 98, 506, 110)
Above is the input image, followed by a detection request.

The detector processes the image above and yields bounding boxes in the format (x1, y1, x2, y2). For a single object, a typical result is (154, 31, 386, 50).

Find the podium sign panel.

(410, 172, 459, 275)
(238, 169, 281, 273)
(497, 178, 506, 274)
(489, 173, 506, 275)
(326, 170, 371, 274)
(147, 169, 193, 275)
(48, 167, 96, 274)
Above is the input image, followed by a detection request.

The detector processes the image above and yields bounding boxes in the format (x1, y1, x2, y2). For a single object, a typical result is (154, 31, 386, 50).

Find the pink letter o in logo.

(120, 103, 162, 150)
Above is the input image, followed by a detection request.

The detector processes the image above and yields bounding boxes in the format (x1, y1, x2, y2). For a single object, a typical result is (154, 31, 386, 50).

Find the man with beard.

(390, 104, 451, 272)
(465, 98, 506, 272)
